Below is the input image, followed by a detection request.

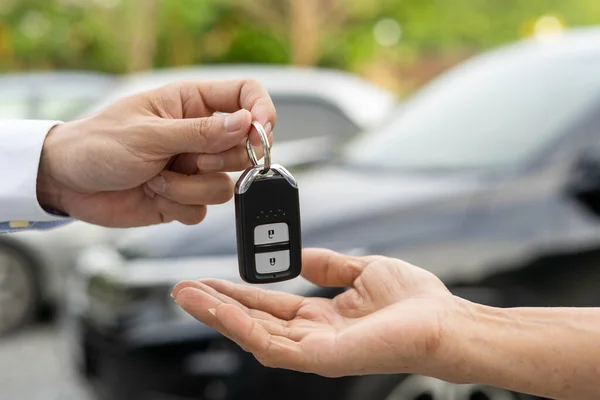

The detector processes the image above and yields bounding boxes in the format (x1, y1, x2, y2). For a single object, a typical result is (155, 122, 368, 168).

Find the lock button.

(254, 223, 289, 245)
(255, 250, 290, 274)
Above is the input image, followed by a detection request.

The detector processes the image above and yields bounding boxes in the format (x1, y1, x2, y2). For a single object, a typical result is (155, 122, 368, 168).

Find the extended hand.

(37, 79, 276, 228)
(172, 248, 461, 378)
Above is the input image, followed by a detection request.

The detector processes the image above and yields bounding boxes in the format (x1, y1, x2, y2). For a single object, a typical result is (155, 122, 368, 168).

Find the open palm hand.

(173, 248, 459, 377)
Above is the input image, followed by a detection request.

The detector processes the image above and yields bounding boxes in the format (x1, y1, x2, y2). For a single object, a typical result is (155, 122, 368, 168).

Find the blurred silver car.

(0, 71, 115, 120)
(0, 66, 397, 335)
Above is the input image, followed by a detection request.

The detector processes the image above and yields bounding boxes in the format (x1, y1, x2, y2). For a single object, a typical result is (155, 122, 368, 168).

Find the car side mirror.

(567, 149, 600, 216)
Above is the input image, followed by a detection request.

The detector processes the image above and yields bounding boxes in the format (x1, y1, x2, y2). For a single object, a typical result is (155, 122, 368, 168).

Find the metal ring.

(246, 121, 271, 173)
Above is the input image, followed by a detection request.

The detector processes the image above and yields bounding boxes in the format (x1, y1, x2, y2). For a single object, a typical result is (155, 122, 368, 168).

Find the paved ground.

(0, 322, 92, 400)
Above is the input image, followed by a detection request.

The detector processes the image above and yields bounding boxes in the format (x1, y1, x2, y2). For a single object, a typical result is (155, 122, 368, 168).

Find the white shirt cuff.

(0, 120, 70, 223)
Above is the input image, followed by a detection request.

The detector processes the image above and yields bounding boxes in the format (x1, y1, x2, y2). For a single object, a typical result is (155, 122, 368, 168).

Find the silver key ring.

(246, 121, 271, 173)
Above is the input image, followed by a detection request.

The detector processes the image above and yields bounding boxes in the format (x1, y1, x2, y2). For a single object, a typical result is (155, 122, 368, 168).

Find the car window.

(271, 95, 359, 142)
(344, 54, 600, 172)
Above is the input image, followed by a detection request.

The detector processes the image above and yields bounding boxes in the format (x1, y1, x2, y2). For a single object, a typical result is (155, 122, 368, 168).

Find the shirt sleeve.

(0, 120, 74, 232)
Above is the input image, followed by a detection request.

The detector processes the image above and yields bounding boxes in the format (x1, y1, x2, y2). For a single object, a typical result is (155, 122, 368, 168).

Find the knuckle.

(341, 258, 366, 277)
(198, 116, 214, 132)
(240, 78, 261, 89)
(195, 117, 215, 139)
(239, 78, 271, 106)
(180, 206, 207, 226)
(195, 205, 208, 223)
(361, 254, 389, 266)
(162, 81, 182, 91)
(207, 174, 234, 204)
(255, 354, 275, 369)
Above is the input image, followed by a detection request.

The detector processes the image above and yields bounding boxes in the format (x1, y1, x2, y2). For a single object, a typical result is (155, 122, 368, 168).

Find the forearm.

(438, 301, 600, 399)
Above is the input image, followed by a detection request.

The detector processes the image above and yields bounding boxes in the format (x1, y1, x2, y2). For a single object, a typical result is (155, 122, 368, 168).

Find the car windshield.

(343, 51, 600, 172)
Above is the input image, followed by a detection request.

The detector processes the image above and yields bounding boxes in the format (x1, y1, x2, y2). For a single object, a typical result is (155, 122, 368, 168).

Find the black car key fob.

(234, 122, 302, 283)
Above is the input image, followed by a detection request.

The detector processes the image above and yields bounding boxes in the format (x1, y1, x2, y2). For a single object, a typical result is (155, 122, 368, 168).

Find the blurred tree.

(125, 0, 158, 72)
(1, 0, 600, 93)
(289, 0, 319, 65)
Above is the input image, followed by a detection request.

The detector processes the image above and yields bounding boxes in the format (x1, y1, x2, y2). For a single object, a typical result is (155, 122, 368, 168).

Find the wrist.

(430, 296, 501, 384)
(37, 123, 68, 214)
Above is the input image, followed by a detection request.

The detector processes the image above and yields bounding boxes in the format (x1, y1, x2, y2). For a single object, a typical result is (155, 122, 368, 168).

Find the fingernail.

(170, 292, 175, 299)
(147, 175, 166, 194)
(224, 110, 246, 133)
(208, 308, 216, 316)
(198, 154, 224, 171)
(264, 122, 272, 135)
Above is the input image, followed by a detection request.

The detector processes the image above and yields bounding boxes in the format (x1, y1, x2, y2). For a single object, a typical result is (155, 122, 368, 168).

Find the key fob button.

(255, 250, 290, 274)
(254, 223, 289, 245)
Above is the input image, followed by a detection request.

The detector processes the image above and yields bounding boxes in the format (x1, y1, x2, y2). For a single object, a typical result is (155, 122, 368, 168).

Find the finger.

(153, 195, 207, 225)
(174, 286, 249, 349)
(174, 281, 293, 338)
(179, 79, 276, 147)
(155, 108, 252, 155)
(198, 278, 305, 321)
(214, 304, 307, 370)
(301, 248, 367, 288)
(145, 171, 234, 205)
(210, 111, 274, 151)
(173, 280, 291, 326)
(197, 143, 264, 172)
(175, 286, 287, 352)
(173, 280, 254, 315)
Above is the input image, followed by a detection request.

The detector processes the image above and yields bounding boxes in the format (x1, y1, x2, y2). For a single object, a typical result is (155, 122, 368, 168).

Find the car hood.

(114, 166, 484, 259)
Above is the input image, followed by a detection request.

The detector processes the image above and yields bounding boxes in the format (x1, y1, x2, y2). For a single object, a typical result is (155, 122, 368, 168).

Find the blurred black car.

(65, 28, 600, 400)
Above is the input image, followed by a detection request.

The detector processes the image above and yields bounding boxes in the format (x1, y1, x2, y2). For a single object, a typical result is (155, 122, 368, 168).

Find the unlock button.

(254, 223, 289, 245)
(255, 250, 290, 274)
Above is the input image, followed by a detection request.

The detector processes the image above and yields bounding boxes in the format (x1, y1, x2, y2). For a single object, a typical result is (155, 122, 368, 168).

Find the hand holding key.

(36, 79, 276, 228)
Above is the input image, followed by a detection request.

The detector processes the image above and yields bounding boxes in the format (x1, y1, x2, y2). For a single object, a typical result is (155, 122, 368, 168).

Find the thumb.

(155, 109, 252, 155)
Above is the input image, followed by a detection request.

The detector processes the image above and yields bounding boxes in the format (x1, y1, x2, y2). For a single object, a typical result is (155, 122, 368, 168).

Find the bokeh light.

(19, 11, 51, 40)
(533, 15, 565, 40)
(373, 18, 402, 47)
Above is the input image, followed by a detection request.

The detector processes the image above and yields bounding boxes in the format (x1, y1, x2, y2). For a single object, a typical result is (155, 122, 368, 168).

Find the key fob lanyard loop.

(246, 121, 271, 174)
(238, 120, 297, 193)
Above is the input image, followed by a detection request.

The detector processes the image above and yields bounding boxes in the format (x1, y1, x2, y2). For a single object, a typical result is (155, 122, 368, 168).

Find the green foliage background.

(1, 0, 599, 91)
